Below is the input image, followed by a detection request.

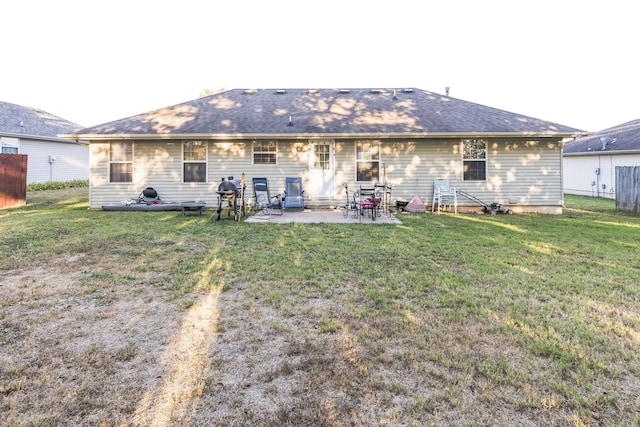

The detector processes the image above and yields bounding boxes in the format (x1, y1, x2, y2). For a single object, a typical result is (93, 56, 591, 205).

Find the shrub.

(27, 180, 89, 191)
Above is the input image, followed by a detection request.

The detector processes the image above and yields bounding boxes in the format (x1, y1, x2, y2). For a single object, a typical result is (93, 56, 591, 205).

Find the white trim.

(252, 140, 278, 165)
(109, 141, 133, 183)
(182, 140, 208, 183)
(354, 140, 381, 182)
(67, 131, 587, 141)
(1, 137, 20, 153)
(308, 139, 335, 199)
(461, 138, 487, 181)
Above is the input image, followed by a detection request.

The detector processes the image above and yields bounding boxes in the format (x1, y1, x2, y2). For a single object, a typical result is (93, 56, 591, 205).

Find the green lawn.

(1, 189, 638, 426)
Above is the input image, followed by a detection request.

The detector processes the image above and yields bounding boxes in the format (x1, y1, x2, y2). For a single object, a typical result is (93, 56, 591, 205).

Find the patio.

(243, 208, 402, 224)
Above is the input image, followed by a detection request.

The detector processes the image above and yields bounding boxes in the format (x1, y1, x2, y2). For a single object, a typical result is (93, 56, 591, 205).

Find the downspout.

(596, 156, 602, 198)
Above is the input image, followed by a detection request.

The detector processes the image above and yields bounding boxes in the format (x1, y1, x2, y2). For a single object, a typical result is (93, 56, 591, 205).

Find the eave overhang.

(63, 131, 588, 142)
(563, 149, 640, 157)
(1, 131, 88, 145)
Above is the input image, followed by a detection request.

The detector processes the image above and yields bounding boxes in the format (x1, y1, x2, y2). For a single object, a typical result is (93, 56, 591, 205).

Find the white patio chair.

(432, 179, 457, 214)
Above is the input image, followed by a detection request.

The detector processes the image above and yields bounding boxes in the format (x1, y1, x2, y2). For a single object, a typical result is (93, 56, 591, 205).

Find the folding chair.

(252, 177, 283, 215)
(431, 179, 457, 214)
(284, 177, 305, 211)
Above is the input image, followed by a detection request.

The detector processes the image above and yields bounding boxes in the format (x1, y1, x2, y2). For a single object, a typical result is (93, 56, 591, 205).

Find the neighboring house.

(0, 101, 88, 184)
(65, 88, 584, 213)
(563, 119, 640, 199)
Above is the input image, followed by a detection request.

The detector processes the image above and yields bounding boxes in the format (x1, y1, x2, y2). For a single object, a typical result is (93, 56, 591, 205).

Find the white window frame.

(462, 139, 487, 181)
(183, 140, 208, 183)
(252, 140, 278, 165)
(109, 141, 133, 183)
(355, 140, 381, 182)
(1, 137, 20, 154)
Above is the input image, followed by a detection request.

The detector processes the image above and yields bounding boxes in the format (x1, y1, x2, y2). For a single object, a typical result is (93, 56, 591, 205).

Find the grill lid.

(217, 177, 242, 193)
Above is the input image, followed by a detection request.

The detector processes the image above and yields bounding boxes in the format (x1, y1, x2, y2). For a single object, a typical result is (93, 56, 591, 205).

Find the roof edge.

(563, 149, 640, 156)
(63, 131, 588, 141)
(1, 131, 88, 145)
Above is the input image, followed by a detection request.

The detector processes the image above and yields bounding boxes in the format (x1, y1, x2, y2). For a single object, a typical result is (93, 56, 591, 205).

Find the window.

(462, 139, 487, 181)
(1, 146, 18, 154)
(183, 140, 207, 182)
(313, 144, 331, 171)
(109, 141, 132, 182)
(1, 137, 19, 154)
(253, 140, 277, 164)
(356, 140, 380, 181)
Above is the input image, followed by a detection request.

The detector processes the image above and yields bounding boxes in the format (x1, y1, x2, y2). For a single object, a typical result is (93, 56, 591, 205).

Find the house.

(563, 119, 640, 199)
(65, 88, 584, 213)
(0, 100, 88, 184)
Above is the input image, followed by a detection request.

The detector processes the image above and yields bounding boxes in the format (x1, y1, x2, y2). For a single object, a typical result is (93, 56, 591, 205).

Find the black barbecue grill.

(216, 176, 245, 221)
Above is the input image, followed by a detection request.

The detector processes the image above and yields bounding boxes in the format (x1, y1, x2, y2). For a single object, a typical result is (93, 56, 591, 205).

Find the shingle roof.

(563, 119, 640, 154)
(70, 88, 584, 138)
(0, 100, 82, 139)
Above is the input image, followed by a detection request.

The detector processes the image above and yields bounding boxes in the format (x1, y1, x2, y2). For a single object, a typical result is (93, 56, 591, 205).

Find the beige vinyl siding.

(90, 139, 311, 209)
(483, 139, 563, 208)
(211, 140, 310, 208)
(213, 140, 278, 209)
(90, 141, 163, 208)
(335, 138, 461, 207)
(133, 140, 211, 203)
(379, 139, 459, 204)
(90, 140, 206, 208)
(89, 137, 565, 212)
(334, 140, 355, 205)
(337, 138, 563, 211)
(210, 140, 252, 188)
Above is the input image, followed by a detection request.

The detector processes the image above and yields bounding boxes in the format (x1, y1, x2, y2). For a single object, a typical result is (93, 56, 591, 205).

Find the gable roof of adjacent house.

(66, 88, 585, 140)
(0, 100, 84, 142)
(563, 118, 640, 155)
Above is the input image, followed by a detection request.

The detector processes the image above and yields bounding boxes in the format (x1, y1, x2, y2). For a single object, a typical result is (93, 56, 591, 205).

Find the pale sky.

(1, 0, 637, 132)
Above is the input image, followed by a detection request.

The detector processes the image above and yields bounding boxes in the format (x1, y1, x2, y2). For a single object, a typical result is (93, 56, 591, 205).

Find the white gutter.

(62, 131, 588, 141)
(563, 149, 640, 156)
(1, 131, 88, 145)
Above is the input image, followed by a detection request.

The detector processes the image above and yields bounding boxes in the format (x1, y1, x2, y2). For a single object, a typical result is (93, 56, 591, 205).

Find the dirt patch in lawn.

(0, 255, 183, 426)
(0, 252, 619, 426)
(1, 255, 395, 426)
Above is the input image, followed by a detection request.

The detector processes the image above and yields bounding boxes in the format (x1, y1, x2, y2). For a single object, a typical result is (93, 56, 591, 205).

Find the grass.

(0, 188, 639, 426)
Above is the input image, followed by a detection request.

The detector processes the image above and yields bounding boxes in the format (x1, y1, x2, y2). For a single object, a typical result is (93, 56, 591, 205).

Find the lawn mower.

(457, 190, 513, 215)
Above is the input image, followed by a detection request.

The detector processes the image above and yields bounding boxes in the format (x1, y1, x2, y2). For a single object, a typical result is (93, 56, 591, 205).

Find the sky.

(1, 0, 637, 132)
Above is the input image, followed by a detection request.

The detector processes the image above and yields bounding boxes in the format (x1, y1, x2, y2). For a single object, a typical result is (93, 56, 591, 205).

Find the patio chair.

(252, 177, 283, 215)
(284, 177, 305, 211)
(374, 183, 388, 216)
(431, 179, 457, 214)
(355, 185, 381, 221)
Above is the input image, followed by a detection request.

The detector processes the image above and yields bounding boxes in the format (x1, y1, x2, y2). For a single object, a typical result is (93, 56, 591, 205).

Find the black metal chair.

(355, 185, 381, 221)
(252, 177, 283, 216)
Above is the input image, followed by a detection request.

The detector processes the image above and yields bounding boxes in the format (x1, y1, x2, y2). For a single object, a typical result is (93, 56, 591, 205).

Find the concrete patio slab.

(244, 209, 402, 224)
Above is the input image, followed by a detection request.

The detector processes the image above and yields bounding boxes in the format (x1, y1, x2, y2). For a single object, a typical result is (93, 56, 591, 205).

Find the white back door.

(308, 139, 335, 199)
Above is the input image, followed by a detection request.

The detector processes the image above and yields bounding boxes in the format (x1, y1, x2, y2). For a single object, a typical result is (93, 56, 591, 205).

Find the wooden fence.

(0, 154, 28, 209)
(615, 166, 640, 213)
